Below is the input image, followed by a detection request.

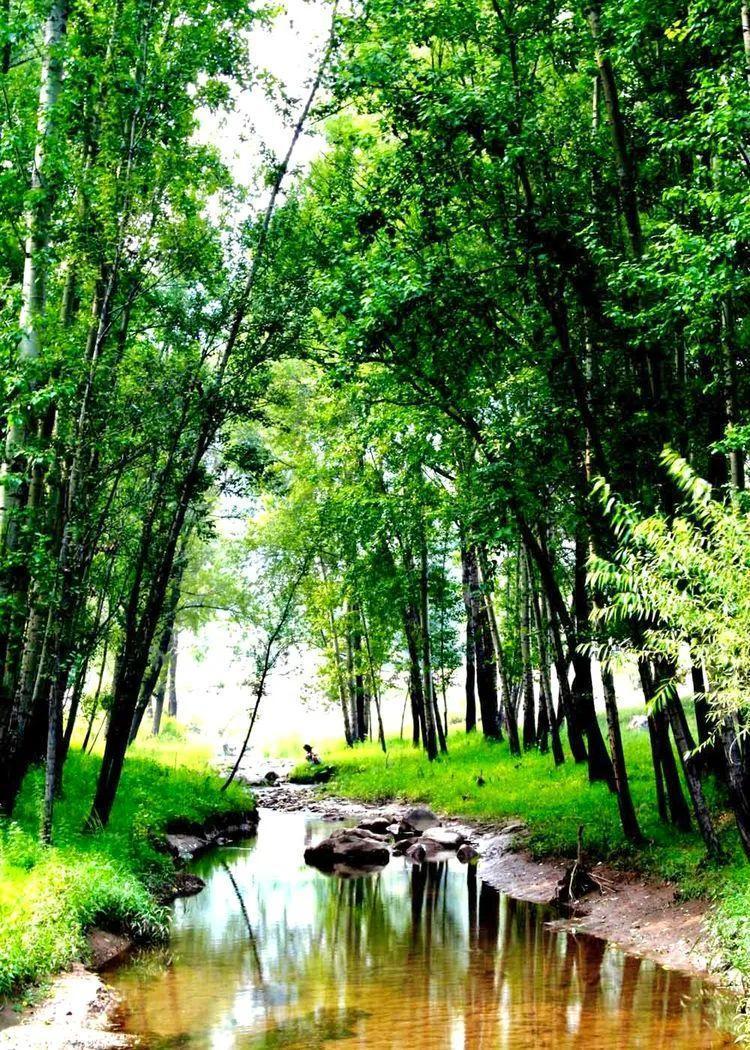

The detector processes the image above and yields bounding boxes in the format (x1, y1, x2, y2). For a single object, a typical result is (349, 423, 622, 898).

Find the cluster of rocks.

(304, 806, 479, 875)
(162, 809, 259, 862)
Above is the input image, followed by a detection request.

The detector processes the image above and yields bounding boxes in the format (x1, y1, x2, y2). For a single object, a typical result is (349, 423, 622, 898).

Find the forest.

(2, 0, 750, 1040)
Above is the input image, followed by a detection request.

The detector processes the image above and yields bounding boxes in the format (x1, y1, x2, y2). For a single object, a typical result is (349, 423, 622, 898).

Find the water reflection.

(108, 809, 733, 1049)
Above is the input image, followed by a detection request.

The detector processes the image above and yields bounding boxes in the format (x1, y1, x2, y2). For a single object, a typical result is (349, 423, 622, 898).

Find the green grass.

(0, 735, 254, 1000)
(292, 719, 750, 990)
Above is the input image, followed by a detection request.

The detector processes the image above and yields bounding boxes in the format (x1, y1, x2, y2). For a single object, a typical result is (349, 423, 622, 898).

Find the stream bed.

(107, 808, 735, 1048)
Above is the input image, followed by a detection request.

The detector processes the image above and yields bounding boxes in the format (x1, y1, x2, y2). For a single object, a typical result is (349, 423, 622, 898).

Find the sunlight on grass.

(0, 735, 253, 999)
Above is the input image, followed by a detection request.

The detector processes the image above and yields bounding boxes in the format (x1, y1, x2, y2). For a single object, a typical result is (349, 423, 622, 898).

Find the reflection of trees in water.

(113, 843, 731, 1050)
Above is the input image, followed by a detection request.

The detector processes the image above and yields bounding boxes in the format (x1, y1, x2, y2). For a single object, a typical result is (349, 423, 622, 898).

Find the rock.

(421, 826, 465, 850)
(163, 810, 259, 860)
(628, 715, 649, 731)
(403, 806, 440, 831)
(391, 838, 414, 856)
(357, 816, 393, 835)
(310, 764, 335, 783)
(457, 844, 479, 864)
(304, 827, 390, 872)
(346, 826, 389, 842)
(265, 770, 279, 784)
(405, 841, 427, 863)
(164, 832, 207, 861)
(86, 929, 132, 972)
(404, 838, 448, 863)
(386, 821, 419, 840)
(157, 872, 206, 904)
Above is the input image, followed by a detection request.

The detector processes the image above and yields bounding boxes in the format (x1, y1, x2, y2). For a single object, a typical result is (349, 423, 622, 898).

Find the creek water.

(107, 809, 734, 1049)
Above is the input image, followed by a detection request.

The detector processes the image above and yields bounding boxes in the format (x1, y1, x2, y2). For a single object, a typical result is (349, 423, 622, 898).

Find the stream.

(107, 808, 735, 1048)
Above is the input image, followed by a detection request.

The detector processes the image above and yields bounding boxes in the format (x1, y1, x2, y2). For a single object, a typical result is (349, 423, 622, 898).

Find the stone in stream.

(357, 816, 393, 835)
(304, 827, 390, 872)
(404, 838, 451, 863)
(403, 806, 440, 832)
(386, 821, 419, 840)
(457, 844, 479, 864)
(421, 826, 465, 850)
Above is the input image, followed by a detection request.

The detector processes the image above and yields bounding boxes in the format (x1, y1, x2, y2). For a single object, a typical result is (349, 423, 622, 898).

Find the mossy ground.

(0, 724, 253, 1000)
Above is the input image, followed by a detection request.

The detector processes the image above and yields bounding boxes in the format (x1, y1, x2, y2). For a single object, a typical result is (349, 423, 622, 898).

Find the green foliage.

(0, 743, 254, 999)
(591, 452, 750, 725)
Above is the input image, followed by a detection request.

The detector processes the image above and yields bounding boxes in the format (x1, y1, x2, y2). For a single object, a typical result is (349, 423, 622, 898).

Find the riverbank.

(287, 731, 750, 998)
(0, 736, 256, 1018)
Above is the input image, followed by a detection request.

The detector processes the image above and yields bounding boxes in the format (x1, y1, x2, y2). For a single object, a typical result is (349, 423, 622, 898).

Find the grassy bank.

(291, 722, 750, 986)
(0, 731, 253, 1000)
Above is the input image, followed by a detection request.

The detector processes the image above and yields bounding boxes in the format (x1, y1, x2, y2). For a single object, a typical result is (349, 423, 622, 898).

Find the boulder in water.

(421, 826, 465, 850)
(457, 844, 480, 864)
(304, 827, 390, 872)
(357, 816, 393, 835)
(386, 821, 419, 840)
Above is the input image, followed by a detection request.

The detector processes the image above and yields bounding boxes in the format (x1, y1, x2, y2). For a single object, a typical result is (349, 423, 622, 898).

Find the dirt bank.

(0, 966, 127, 1049)
(257, 783, 732, 986)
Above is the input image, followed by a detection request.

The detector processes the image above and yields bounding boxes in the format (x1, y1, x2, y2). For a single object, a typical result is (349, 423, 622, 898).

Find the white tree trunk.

(0, 0, 68, 539)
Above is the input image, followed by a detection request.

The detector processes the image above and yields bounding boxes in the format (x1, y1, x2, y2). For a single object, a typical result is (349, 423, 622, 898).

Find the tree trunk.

(465, 546, 498, 738)
(477, 548, 517, 751)
(151, 662, 167, 736)
(419, 532, 438, 760)
(404, 603, 428, 750)
(460, 545, 477, 732)
(167, 629, 178, 717)
(639, 660, 691, 831)
(519, 554, 536, 750)
(719, 717, 750, 859)
(528, 564, 564, 765)
(600, 666, 642, 842)
(585, 0, 642, 258)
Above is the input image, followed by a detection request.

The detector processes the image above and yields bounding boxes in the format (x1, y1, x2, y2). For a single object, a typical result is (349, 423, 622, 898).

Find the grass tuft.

(0, 736, 254, 999)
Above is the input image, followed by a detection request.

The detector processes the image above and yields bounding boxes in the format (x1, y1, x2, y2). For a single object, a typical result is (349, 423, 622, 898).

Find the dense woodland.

(1, 0, 750, 871)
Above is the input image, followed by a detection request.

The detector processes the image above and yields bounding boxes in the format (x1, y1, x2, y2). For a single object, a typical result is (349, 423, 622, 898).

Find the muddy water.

(108, 809, 734, 1049)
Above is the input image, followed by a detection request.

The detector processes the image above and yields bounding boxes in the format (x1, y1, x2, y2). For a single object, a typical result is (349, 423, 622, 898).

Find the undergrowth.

(0, 736, 253, 999)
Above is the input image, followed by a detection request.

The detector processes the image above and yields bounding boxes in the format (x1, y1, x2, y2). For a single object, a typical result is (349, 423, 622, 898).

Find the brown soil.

(0, 965, 128, 1049)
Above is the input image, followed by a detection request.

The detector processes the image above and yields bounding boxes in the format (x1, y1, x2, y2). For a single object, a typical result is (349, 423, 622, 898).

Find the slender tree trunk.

(167, 629, 178, 717)
(519, 554, 536, 750)
(151, 663, 167, 736)
(585, 0, 642, 258)
(460, 545, 477, 733)
(639, 660, 691, 831)
(742, 1, 750, 85)
(572, 535, 616, 789)
(361, 611, 386, 753)
(477, 549, 516, 747)
(419, 532, 438, 760)
(658, 663, 721, 856)
(404, 603, 427, 749)
(529, 567, 563, 765)
(719, 717, 750, 859)
(465, 546, 498, 738)
(600, 666, 642, 842)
